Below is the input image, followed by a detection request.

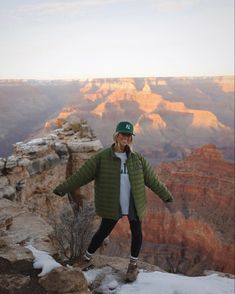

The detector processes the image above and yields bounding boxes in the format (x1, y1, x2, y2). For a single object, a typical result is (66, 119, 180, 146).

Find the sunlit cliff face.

(44, 109, 78, 129)
(39, 77, 233, 163)
(134, 114, 167, 134)
(189, 110, 228, 129)
(91, 102, 106, 117)
(89, 89, 230, 132)
(0, 76, 234, 160)
(214, 76, 234, 93)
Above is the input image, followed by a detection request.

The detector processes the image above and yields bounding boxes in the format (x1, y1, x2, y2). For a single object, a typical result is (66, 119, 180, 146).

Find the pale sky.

(0, 0, 234, 79)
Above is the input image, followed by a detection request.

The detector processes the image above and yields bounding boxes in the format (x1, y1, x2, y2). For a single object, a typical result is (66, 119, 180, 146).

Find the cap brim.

(119, 131, 135, 136)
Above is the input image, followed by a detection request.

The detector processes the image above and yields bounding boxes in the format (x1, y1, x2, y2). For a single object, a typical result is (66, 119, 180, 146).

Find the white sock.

(84, 250, 94, 261)
(130, 256, 138, 265)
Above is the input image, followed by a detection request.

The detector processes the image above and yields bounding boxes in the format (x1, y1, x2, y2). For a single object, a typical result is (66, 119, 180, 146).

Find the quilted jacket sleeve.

(53, 152, 100, 196)
(140, 155, 173, 202)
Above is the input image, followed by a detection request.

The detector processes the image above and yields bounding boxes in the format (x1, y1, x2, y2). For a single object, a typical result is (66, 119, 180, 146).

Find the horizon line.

(0, 74, 234, 81)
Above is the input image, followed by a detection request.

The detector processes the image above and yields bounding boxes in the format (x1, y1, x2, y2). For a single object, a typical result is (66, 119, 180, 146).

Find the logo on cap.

(115, 121, 135, 135)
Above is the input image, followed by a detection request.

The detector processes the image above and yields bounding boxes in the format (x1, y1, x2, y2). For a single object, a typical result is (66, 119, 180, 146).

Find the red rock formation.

(106, 144, 234, 275)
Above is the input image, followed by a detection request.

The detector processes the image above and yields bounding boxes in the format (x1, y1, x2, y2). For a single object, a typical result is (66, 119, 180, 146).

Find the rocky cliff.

(104, 144, 235, 275)
(0, 119, 102, 292)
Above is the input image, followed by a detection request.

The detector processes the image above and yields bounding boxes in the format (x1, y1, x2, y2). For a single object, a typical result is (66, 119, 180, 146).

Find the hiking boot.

(72, 258, 95, 271)
(80, 260, 95, 271)
(125, 263, 139, 282)
(68, 252, 95, 271)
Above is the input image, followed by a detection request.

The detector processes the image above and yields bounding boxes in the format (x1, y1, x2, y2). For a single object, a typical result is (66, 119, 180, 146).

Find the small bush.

(50, 202, 95, 262)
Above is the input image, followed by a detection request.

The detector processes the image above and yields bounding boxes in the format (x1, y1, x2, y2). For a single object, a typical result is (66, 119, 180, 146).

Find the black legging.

(87, 217, 142, 258)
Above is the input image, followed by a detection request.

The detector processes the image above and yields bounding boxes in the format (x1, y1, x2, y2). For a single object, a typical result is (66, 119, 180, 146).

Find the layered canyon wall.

(105, 144, 234, 275)
(1, 77, 234, 163)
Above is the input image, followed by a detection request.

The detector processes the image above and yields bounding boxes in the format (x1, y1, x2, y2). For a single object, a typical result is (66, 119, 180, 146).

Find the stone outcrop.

(0, 118, 102, 293)
(0, 119, 102, 211)
(104, 144, 235, 275)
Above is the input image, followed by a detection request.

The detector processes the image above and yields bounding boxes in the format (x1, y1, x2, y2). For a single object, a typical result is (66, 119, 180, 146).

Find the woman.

(53, 121, 173, 282)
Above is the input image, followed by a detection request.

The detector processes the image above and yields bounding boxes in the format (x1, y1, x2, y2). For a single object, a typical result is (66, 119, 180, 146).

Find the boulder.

(0, 176, 9, 187)
(0, 274, 31, 293)
(0, 198, 55, 266)
(39, 266, 90, 293)
(0, 185, 16, 201)
(0, 176, 16, 200)
(53, 142, 70, 160)
(24, 154, 60, 176)
(5, 155, 18, 170)
(0, 158, 6, 175)
(67, 140, 102, 153)
(0, 214, 13, 230)
(6, 212, 54, 253)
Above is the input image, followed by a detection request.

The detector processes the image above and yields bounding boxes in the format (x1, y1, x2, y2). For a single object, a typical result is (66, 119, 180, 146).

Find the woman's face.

(116, 132, 132, 148)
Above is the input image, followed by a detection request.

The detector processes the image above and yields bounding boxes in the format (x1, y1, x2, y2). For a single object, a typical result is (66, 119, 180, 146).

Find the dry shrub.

(50, 202, 95, 262)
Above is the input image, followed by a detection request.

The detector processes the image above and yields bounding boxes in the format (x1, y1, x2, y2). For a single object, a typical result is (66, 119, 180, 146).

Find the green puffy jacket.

(53, 145, 173, 221)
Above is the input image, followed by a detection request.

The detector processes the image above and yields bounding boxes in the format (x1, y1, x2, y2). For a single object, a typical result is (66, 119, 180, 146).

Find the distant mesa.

(214, 76, 234, 93)
(0, 76, 234, 162)
(186, 144, 224, 161)
(134, 114, 167, 134)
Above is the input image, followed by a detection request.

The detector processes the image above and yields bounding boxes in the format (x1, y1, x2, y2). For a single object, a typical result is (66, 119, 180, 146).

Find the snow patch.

(26, 245, 62, 277)
(23, 247, 234, 294)
(120, 271, 234, 294)
(84, 267, 121, 293)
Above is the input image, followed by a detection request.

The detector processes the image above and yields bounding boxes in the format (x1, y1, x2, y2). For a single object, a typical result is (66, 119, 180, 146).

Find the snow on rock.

(26, 245, 61, 277)
(82, 259, 234, 294)
(84, 266, 122, 293)
(120, 271, 234, 294)
(20, 247, 235, 294)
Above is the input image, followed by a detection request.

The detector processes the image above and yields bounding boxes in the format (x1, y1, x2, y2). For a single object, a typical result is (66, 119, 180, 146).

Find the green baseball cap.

(115, 121, 135, 135)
